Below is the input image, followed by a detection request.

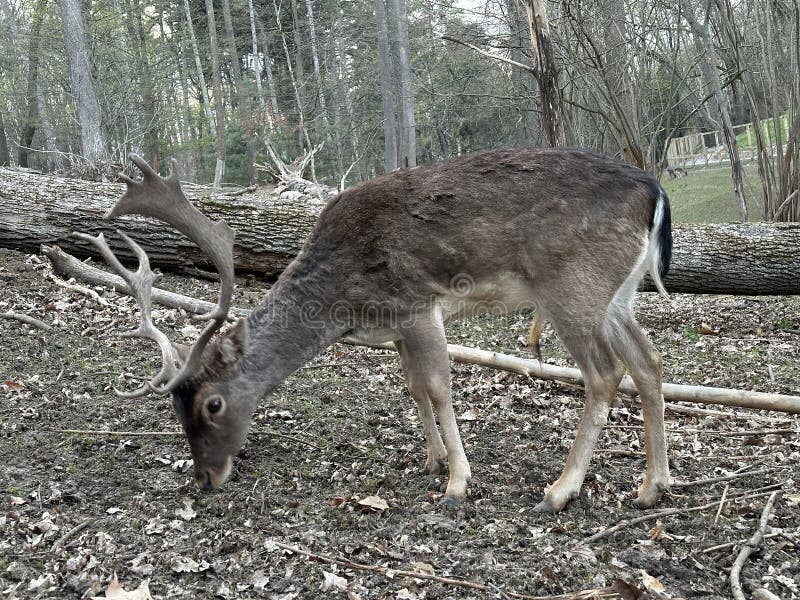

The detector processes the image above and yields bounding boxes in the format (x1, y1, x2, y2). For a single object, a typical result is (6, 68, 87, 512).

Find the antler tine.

(107, 153, 235, 324)
(98, 154, 237, 394)
(74, 231, 181, 397)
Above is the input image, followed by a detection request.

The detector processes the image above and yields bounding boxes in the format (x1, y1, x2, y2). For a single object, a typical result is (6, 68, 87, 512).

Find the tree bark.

(58, 0, 106, 163)
(0, 112, 9, 165)
(523, 0, 568, 147)
(204, 0, 226, 188)
(373, 0, 397, 173)
(221, 0, 256, 185)
(183, 0, 215, 134)
(18, 0, 47, 169)
(388, 0, 416, 168)
(2, 167, 800, 295)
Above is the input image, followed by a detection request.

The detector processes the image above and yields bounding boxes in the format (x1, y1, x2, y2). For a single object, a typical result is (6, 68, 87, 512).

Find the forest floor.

(1, 246, 799, 600)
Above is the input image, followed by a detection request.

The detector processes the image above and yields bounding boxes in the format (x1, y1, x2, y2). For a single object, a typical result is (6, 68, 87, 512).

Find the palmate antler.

(77, 154, 236, 396)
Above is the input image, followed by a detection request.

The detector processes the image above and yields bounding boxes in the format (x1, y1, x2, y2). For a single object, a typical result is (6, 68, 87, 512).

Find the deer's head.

(78, 154, 250, 490)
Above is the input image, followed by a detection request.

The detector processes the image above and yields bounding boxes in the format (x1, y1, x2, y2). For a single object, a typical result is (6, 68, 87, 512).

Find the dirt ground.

(1, 246, 799, 600)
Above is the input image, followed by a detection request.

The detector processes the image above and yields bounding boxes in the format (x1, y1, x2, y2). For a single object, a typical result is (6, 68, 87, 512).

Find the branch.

(441, 35, 536, 74)
(44, 245, 800, 415)
(0, 311, 50, 331)
(729, 491, 780, 600)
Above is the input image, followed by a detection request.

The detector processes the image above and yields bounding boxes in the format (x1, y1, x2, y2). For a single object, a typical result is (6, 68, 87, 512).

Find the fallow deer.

(79, 148, 672, 513)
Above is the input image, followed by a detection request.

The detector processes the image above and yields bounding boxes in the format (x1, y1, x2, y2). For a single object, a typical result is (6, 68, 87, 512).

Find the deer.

(78, 148, 672, 513)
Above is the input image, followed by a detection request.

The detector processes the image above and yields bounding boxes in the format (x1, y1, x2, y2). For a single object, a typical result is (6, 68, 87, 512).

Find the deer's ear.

(216, 318, 249, 367)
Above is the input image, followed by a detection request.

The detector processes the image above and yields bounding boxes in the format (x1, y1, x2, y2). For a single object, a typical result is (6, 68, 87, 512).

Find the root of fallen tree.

(43, 244, 800, 415)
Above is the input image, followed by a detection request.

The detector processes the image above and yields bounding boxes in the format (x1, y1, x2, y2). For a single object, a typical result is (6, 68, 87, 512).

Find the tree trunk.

(0, 112, 9, 165)
(58, 0, 106, 163)
(388, 0, 416, 168)
(18, 0, 47, 169)
(2, 167, 800, 295)
(204, 0, 226, 187)
(681, 0, 748, 221)
(0, 167, 327, 275)
(183, 0, 215, 134)
(523, 0, 568, 147)
(221, 0, 256, 185)
(247, 0, 266, 112)
(373, 0, 397, 173)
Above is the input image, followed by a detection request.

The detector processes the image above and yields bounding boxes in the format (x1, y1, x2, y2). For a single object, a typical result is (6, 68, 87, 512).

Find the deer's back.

(291, 148, 661, 311)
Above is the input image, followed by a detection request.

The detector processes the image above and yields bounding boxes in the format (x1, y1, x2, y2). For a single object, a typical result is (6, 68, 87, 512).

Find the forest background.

(1, 0, 798, 223)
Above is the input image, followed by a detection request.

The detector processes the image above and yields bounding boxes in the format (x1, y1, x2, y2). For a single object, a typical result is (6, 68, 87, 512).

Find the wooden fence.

(666, 115, 790, 167)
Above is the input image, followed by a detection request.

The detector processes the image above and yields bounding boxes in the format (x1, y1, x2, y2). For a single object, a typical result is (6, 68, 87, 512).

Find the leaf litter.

(0, 247, 798, 598)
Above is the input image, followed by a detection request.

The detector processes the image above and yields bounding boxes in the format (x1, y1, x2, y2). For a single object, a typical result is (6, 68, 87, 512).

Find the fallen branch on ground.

(0, 311, 50, 331)
(44, 244, 800, 414)
(729, 491, 780, 600)
(268, 540, 617, 600)
(582, 488, 782, 545)
(672, 467, 777, 489)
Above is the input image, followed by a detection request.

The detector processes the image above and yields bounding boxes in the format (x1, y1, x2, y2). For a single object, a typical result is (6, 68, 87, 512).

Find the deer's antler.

(78, 154, 236, 396)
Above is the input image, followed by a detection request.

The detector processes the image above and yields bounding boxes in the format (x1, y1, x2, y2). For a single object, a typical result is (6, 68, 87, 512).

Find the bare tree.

(373, 0, 397, 172)
(388, 0, 416, 167)
(58, 0, 106, 163)
(221, 0, 256, 184)
(183, 0, 215, 134)
(18, 0, 46, 168)
(522, 0, 567, 147)
(204, 0, 226, 187)
(680, 0, 747, 221)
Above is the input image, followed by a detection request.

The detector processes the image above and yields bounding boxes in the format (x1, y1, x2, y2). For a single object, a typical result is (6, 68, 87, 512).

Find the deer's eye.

(206, 396, 224, 416)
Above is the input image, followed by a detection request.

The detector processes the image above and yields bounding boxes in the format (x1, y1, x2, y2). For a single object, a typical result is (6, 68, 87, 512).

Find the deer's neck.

(235, 274, 346, 403)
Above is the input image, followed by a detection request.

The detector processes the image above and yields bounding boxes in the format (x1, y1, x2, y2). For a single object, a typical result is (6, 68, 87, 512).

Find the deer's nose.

(196, 471, 215, 491)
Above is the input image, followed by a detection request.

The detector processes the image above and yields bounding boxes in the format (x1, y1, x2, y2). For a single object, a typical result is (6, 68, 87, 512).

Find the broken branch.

(729, 491, 780, 600)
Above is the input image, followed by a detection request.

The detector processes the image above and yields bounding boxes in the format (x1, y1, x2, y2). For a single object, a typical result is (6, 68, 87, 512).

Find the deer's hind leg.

(396, 339, 447, 475)
(397, 315, 471, 502)
(534, 310, 624, 513)
(606, 301, 670, 508)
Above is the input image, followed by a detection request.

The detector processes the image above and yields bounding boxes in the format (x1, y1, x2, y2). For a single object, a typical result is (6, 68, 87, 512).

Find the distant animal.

(667, 165, 687, 179)
(80, 148, 672, 513)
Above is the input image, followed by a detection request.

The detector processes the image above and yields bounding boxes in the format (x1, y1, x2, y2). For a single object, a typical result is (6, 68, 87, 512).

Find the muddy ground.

(0, 246, 798, 599)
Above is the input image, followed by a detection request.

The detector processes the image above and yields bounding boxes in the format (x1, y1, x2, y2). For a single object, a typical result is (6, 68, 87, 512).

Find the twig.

(673, 467, 776, 489)
(703, 531, 780, 554)
(47, 272, 108, 306)
(714, 485, 729, 525)
(729, 491, 780, 600)
(268, 540, 616, 600)
(0, 311, 51, 331)
(51, 518, 98, 553)
(582, 489, 780, 545)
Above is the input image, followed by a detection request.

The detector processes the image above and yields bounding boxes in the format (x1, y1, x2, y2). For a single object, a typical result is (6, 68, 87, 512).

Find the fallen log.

(3, 166, 800, 294)
(43, 244, 800, 414)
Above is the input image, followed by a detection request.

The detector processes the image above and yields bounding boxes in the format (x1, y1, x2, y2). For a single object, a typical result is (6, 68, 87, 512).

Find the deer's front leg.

(396, 340, 447, 475)
(398, 321, 471, 502)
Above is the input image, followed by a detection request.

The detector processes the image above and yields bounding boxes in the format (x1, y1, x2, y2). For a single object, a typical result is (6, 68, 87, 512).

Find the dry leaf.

(320, 570, 348, 592)
(9, 496, 26, 506)
(3, 380, 26, 393)
(175, 499, 197, 521)
(357, 495, 389, 512)
(649, 519, 664, 540)
(458, 409, 478, 421)
(92, 573, 152, 599)
(697, 323, 720, 335)
(640, 570, 665, 593)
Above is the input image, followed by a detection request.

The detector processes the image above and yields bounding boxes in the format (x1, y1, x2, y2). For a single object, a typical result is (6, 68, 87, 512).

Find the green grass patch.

(662, 162, 765, 223)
